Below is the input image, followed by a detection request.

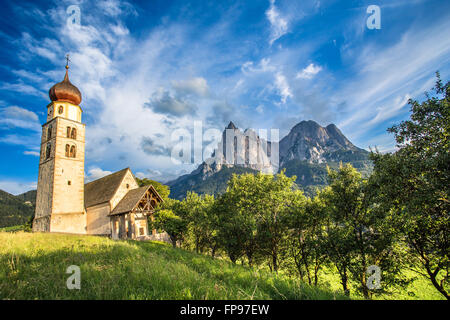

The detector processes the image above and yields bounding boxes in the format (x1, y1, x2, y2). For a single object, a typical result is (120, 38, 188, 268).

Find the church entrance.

(109, 185, 162, 240)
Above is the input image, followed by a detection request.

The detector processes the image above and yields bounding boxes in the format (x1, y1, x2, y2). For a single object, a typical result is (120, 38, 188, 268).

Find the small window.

(126, 184, 130, 189)
(58, 106, 64, 114)
(65, 144, 70, 157)
(70, 145, 76, 158)
(46, 143, 51, 159)
(68, 181, 71, 185)
(71, 128, 77, 140)
(67, 127, 71, 138)
(139, 227, 144, 236)
(47, 125, 52, 140)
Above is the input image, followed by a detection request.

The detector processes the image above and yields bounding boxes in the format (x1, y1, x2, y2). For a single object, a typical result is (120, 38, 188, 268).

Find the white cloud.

(85, 167, 113, 182)
(241, 58, 275, 74)
(0, 106, 41, 132)
(296, 63, 322, 79)
(266, 0, 288, 46)
(23, 150, 40, 156)
(172, 77, 209, 97)
(0, 82, 46, 98)
(367, 94, 411, 126)
(0, 134, 39, 148)
(0, 180, 36, 195)
(97, 0, 137, 17)
(5, 0, 448, 180)
(1, 106, 38, 121)
(334, 16, 450, 148)
(111, 24, 130, 36)
(274, 72, 292, 104)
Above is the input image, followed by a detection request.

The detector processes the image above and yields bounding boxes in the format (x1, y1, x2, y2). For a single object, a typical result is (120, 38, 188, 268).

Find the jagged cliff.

(167, 120, 372, 199)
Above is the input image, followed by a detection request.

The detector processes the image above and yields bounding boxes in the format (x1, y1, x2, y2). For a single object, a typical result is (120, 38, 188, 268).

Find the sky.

(0, 0, 449, 194)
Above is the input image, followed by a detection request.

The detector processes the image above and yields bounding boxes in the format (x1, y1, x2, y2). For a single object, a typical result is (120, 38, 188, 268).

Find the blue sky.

(0, 0, 449, 194)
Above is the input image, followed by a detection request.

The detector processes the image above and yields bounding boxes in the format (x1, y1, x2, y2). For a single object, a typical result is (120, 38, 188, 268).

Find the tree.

(287, 189, 327, 286)
(217, 170, 297, 271)
(323, 164, 406, 298)
(215, 174, 259, 265)
(254, 171, 299, 273)
(182, 192, 217, 254)
(370, 74, 449, 299)
(152, 198, 187, 247)
(136, 178, 170, 200)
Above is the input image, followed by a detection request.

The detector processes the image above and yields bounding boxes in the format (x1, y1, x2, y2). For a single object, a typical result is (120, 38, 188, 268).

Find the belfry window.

(70, 145, 76, 158)
(71, 128, 77, 140)
(46, 143, 51, 159)
(58, 106, 64, 114)
(67, 127, 71, 138)
(47, 125, 52, 140)
(65, 144, 70, 157)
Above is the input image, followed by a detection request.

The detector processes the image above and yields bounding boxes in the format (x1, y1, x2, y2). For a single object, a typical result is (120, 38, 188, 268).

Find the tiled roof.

(110, 186, 150, 215)
(84, 168, 130, 208)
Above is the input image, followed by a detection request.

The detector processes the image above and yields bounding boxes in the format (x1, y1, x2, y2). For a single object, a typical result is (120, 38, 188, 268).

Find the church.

(32, 62, 163, 240)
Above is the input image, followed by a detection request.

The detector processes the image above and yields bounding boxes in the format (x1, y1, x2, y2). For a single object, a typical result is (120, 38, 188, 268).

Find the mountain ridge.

(0, 189, 35, 227)
(167, 120, 372, 199)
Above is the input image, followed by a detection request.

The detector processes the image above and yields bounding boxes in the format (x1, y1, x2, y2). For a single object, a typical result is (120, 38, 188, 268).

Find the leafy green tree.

(217, 171, 297, 271)
(152, 198, 187, 247)
(287, 190, 327, 286)
(182, 192, 217, 254)
(323, 164, 405, 298)
(215, 176, 258, 264)
(370, 75, 449, 299)
(255, 171, 299, 272)
(136, 177, 170, 200)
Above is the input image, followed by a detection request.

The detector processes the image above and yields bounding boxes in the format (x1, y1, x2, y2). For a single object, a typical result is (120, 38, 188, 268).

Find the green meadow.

(0, 232, 443, 300)
(0, 232, 346, 300)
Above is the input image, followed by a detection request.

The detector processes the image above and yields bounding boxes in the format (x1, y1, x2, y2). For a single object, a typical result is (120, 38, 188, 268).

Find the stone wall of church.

(33, 111, 87, 233)
(50, 212, 86, 234)
(51, 117, 85, 216)
(33, 120, 56, 232)
(110, 170, 139, 210)
(86, 203, 111, 235)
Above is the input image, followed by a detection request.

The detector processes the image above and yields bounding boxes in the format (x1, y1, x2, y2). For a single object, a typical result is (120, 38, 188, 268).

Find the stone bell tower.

(33, 57, 86, 234)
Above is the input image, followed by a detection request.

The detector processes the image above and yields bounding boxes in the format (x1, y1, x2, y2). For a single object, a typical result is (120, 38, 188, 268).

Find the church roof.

(109, 185, 151, 216)
(49, 66, 82, 105)
(84, 168, 130, 208)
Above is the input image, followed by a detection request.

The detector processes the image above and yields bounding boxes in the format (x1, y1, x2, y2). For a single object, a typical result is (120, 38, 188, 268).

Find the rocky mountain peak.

(279, 120, 363, 166)
(226, 121, 238, 130)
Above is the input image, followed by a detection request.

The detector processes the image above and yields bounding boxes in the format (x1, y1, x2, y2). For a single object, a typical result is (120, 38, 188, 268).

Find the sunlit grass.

(0, 232, 346, 300)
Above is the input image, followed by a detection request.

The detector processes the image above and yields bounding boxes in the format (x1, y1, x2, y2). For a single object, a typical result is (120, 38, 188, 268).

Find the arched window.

(46, 143, 51, 159)
(58, 106, 64, 114)
(65, 144, 70, 157)
(71, 128, 77, 140)
(47, 125, 52, 140)
(67, 127, 71, 138)
(70, 145, 76, 158)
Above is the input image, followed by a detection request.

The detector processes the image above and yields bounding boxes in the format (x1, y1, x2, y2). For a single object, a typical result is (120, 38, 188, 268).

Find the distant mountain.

(167, 120, 373, 199)
(0, 189, 35, 228)
(204, 121, 275, 174)
(167, 166, 258, 200)
(279, 120, 368, 166)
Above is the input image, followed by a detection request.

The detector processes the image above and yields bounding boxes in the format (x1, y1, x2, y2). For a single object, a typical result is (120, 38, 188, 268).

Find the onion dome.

(49, 65, 82, 105)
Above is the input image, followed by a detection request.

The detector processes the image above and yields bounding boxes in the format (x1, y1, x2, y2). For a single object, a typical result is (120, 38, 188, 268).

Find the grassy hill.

(0, 232, 443, 300)
(0, 190, 35, 228)
(0, 232, 347, 300)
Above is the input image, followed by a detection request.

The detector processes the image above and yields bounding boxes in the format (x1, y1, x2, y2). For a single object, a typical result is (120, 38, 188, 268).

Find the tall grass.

(0, 232, 346, 300)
